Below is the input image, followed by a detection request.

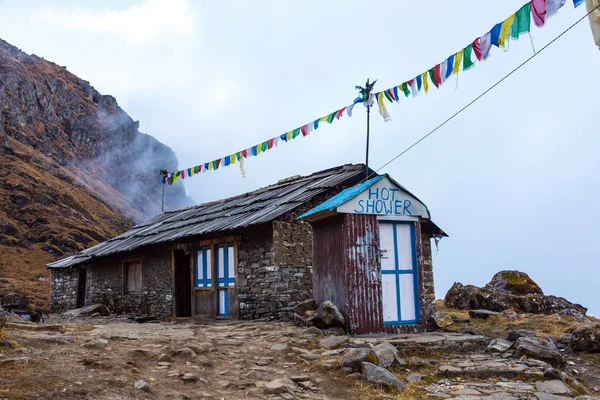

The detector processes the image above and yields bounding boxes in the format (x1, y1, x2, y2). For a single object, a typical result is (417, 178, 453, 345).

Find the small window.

(195, 247, 212, 288)
(216, 243, 235, 288)
(124, 261, 142, 293)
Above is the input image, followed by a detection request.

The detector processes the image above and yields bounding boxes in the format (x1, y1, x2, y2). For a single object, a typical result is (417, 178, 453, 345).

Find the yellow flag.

(421, 72, 429, 93)
(453, 51, 463, 74)
(230, 154, 236, 165)
(286, 131, 293, 141)
(499, 14, 516, 48)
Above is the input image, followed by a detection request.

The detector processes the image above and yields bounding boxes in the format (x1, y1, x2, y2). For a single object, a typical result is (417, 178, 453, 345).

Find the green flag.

(511, 3, 531, 39)
(463, 44, 475, 70)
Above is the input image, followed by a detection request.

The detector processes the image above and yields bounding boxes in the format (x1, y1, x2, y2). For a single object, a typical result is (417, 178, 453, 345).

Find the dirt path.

(0, 320, 356, 400)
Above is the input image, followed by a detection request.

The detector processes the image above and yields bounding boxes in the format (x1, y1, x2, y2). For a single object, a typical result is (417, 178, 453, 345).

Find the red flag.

(433, 64, 442, 87)
(532, 0, 547, 27)
(301, 125, 308, 136)
(472, 38, 483, 61)
(241, 149, 247, 158)
(335, 107, 346, 120)
(181, 170, 185, 180)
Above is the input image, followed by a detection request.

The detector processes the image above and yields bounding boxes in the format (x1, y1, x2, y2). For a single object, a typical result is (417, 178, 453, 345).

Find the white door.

(379, 222, 419, 324)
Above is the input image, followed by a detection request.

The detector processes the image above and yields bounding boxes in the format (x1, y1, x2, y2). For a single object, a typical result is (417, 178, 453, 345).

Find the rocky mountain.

(0, 39, 192, 310)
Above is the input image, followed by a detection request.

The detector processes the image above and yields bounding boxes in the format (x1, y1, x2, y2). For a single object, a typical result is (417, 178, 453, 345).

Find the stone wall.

(421, 230, 436, 320)
(84, 249, 173, 319)
(50, 268, 79, 312)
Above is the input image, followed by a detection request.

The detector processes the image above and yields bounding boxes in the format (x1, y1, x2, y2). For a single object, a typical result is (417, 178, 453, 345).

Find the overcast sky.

(2, 0, 598, 316)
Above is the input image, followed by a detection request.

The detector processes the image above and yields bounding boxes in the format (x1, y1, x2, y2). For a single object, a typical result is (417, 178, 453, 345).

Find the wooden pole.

(162, 181, 165, 213)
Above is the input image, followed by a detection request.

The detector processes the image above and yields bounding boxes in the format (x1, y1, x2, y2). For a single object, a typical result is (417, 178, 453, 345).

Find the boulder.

(361, 362, 405, 392)
(373, 342, 398, 368)
(264, 378, 293, 395)
(134, 380, 150, 392)
(319, 335, 348, 349)
(515, 337, 565, 368)
(431, 312, 454, 329)
(486, 270, 543, 295)
(340, 348, 378, 372)
(294, 299, 317, 317)
(486, 338, 513, 353)
(0, 305, 6, 329)
(306, 301, 345, 330)
(444, 273, 586, 315)
(570, 325, 600, 353)
(64, 304, 110, 318)
(506, 329, 536, 342)
(535, 380, 574, 396)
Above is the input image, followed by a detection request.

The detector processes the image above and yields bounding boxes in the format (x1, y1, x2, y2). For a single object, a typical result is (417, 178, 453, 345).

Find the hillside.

(0, 39, 192, 310)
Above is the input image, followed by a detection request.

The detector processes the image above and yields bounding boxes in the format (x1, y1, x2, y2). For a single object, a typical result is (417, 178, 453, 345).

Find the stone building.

(47, 164, 371, 321)
(299, 174, 447, 334)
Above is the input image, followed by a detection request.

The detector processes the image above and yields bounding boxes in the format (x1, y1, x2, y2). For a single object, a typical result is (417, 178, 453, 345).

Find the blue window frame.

(216, 243, 235, 288)
(381, 222, 420, 325)
(195, 247, 212, 288)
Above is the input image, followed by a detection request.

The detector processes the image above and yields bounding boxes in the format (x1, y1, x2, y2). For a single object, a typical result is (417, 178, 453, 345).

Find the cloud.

(30, 0, 196, 47)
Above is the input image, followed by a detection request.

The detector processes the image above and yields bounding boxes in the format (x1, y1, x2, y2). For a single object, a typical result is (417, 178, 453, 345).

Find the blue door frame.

(216, 243, 235, 316)
(381, 221, 420, 325)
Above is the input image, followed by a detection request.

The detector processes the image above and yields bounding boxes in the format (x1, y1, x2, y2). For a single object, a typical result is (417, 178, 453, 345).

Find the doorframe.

(76, 268, 87, 308)
(379, 220, 421, 325)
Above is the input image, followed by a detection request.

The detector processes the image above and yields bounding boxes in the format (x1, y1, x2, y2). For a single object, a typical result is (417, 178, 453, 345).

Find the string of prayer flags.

(165, 101, 356, 184)
(365, 0, 588, 123)
(165, 0, 594, 182)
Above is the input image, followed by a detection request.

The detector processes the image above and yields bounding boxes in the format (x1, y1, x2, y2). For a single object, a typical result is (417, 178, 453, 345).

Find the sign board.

(337, 177, 429, 218)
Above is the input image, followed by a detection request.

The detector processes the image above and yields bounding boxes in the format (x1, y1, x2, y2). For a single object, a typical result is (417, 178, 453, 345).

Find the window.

(124, 260, 142, 293)
(216, 243, 235, 288)
(195, 247, 212, 288)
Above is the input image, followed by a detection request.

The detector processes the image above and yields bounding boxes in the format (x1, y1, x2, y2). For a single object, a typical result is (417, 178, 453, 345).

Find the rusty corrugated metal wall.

(312, 215, 347, 316)
(342, 214, 383, 334)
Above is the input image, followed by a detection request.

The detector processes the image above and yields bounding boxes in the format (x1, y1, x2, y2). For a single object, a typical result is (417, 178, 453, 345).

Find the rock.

(298, 354, 320, 361)
(469, 309, 502, 319)
(543, 368, 566, 381)
(181, 373, 197, 382)
(306, 301, 345, 329)
(294, 299, 317, 317)
(405, 373, 425, 383)
(486, 270, 543, 295)
(487, 339, 514, 353)
(373, 342, 398, 368)
(560, 333, 573, 344)
(303, 326, 324, 337)
(171, 347, 197, 358)
(575, 397, 600, 400)
(158, 353, 173, 362)
(290, 376, 310, 383)
(264, 378, 292, 395)
(536, 394, 574, 400)
(535, 380, 573, 396)
(0, 305, 6, 329)
(82, 339, 108, 348)
(506, 329, 536, 342)
(322, 349, 345, 356)
(570, 325, 600, 353)
(431, 312, 454, 329)
(0, 357, 29, 365)
(361, 362, 405, 392)
(270, 343, 288, 351)
(319, 335, 348, 349)
(64, 304, 110, 317)
(408, 356, 428, 367)
(322, 327, 346, 336)
(495, 381, 535, 391)
(134, 380, 150, 392)
(341, 348, 378, 372)
(515, 337, 565, 368)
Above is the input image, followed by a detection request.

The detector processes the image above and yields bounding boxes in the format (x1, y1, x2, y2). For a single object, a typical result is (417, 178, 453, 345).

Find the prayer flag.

(574, 0, 584, 6)
(204, 162, 209, 170)
(512, 3, 532, 39)
(453, 51, 463, 74)
(286, 131, 293, 141)
(409, 79, 418, 97)
(428, 68, 437, 88)
(301, 125, 307, 136)
(292, 128, 301, 139)
(365, 93, 374, 108)
(547, 0, 566, 17)
(480, 32, 492, 60)
(224, 157, 230, 167)
(318, 116, 328, 124)
(307, 124, 313, 134)
(241, 150, 247, 158)
(416, 74, 423, 91)
(472, 38, 483, 61)
(280, 133, 287, 142)
(187, 168, 192, 177)
(347, 103, 355, 117)
(251, 146, 258, 156)
(393, 86, 400, 102)
(181, 170, 185, 179)
(440, 61, 448, 84)
(268, 138, 274, 149)
(491, 22, 502, 46)
(313, 119, 319, 130)
(586, 0, 600, 48)
(261, 141, 268, 152)
(327, 112, 336, 123)
(402, 82, 411, 96)
(384, 89, 394, 102)
(433, 65, 441, 87)
(463, 44, 475, 70)
(446, 55, 455, 79)
(377, 93, 391, 122)
(335, 107, 346, 119)
(499, 14, 516, 48)
(230, 154, 236, 165)
(532, 0, 547, 27)
(274, 137, 280, 146)
(422, 72, 429, 93)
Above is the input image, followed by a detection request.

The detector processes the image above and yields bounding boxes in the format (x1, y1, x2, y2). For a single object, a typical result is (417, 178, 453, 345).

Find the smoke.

(72, 109, 193, 223)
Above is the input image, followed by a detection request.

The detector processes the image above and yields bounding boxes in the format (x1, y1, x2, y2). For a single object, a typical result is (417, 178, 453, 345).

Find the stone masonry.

(50, 268, 79, 312)
(421, 231, 436, 320)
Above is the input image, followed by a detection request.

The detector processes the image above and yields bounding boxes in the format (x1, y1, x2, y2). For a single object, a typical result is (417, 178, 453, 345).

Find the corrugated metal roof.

(48, 164, 368, 269)
(297, 175, 385, 219)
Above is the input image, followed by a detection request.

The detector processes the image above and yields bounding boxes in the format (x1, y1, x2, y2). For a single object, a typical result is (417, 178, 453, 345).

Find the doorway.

(379, 222, 420, 324)
(174, 250, 192, 317)
(76, 268, 87, 308)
